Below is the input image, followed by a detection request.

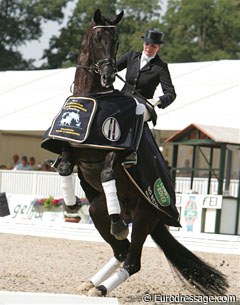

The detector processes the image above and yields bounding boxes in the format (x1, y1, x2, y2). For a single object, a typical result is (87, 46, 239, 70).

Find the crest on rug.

(48, 96, 97, 143)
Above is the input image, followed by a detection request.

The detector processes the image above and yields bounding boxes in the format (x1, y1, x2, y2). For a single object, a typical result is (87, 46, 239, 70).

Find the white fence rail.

(0, 170, 239, 198)
(175, 177, 239, 197)
(0, 170, 85, 198)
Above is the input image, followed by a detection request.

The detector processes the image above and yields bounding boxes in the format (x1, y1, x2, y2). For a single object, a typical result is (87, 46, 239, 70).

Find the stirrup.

(63, 197, 82, 214)
(122, 152, 137, 167)
(110, 219, 129, 240)
(46, 156, 61, 169)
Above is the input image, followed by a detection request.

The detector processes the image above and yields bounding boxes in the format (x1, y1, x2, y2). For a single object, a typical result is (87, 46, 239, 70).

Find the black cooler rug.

(41, 90, 180, 227)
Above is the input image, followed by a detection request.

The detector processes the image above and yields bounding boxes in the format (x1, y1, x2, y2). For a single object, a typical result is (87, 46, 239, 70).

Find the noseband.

(77, 25, 118, 75)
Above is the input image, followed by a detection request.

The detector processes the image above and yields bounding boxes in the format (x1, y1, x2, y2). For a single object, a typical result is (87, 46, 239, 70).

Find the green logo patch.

(154, 178, 171, 206)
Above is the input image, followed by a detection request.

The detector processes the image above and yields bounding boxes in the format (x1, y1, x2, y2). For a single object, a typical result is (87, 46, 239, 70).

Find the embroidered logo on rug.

(48, 96, 97, 143)
(154, 178, 171, 206)
(102, 117, 121, 141)
(59, 110, 81, 129)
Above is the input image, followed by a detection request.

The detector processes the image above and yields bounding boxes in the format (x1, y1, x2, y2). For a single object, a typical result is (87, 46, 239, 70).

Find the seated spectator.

(13, 156, 33, 171)
(29, 156, 39, 170)
(9, 154, 20, 169)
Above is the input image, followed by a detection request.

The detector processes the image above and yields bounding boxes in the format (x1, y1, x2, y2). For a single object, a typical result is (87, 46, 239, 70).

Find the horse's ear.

(93, 9, 104, 25)
(112, 10, 124, 25)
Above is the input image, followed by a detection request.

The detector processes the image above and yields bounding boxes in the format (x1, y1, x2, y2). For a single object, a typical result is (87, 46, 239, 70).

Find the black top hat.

(142, 30, 164, 44)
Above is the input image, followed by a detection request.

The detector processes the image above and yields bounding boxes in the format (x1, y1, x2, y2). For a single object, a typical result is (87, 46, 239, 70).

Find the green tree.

(42, 0, 164, 68)
(0, 0, 69, 70)
(161, 0, 240, 62)
(116, 0, 163, 56)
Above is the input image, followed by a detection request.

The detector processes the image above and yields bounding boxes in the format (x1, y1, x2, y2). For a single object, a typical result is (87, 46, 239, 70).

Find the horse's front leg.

(57, 142, 74, 176)
(101, 151, 129, 240)
(57, 143, 82, 214)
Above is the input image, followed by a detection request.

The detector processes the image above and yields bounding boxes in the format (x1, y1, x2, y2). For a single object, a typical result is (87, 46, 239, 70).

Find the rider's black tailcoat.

(117, 50, 176, 109)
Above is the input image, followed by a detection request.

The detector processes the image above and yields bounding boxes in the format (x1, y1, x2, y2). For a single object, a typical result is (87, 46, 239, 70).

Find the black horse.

(41, 9, 228, 297)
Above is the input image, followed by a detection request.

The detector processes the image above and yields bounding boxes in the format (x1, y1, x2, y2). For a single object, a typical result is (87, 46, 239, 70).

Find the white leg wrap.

(102, 180, 120, 215)
(90, 257, 121, 286)
(100, 268, 129, 293)
(60, 174, 76, 206)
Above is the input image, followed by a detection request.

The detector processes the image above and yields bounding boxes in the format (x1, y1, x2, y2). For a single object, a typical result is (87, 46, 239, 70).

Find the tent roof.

(0, 68, 75, 131)
(164, 123, 240, 146)
(152, 60, 240, 131)
(0, 60, 239, 132)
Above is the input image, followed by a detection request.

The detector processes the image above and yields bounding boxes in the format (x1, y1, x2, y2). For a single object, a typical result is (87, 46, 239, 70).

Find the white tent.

(0, 68, 75, 131)
(152, 60, 240, 131)
(0, 59, 239, 132)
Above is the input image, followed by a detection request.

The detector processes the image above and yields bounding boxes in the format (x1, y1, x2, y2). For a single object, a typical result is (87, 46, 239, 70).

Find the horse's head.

(74, 10, 123, 94)
(90, 9, 124, 88)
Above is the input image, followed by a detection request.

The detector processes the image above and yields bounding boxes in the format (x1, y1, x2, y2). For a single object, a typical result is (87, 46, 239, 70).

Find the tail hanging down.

(150, 223, 229, 296)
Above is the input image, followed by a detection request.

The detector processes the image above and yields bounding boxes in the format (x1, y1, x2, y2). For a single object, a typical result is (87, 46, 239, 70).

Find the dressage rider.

(56, 29, 176, 240)
(117, 29, 176, 118)
(104, 29, 177, 233)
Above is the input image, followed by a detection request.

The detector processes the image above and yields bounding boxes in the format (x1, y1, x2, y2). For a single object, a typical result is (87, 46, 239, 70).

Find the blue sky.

(19, 1, 77, 67)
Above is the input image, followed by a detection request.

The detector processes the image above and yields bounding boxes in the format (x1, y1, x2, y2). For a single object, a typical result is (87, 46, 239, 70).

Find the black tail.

(150, 222, 229, 295)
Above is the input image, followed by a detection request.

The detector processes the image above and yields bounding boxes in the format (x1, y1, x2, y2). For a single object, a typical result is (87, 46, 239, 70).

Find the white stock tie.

(140, 56, 148, 69)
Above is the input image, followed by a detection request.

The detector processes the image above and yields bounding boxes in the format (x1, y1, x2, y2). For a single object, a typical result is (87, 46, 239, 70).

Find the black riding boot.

(122, 111, 144, 166)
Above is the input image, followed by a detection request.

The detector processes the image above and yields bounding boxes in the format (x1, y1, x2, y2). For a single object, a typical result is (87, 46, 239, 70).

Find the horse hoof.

(63, 197, 82, 214)
(114, 227, 129, 240)
(57, 160, 74, 176)
(78, 281, 94, 293)
(111, 220, 129, 240)
(88, 287, 104, 297)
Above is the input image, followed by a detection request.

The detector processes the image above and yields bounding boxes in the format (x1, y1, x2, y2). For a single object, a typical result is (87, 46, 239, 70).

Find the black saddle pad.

(41, 90, 137, 154)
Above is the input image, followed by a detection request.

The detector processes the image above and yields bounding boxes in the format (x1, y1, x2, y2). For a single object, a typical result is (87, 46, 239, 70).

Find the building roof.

(165, 123, 240, 146)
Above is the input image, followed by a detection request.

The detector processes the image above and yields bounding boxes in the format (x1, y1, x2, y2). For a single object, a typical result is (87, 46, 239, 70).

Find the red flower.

(52, 199, 59, 205)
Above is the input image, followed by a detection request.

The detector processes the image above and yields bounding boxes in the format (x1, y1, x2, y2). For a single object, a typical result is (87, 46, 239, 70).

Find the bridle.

(76, 25, 119, 75)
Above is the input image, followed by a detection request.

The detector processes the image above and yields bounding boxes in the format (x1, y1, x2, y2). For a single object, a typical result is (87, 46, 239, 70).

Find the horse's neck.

(73, 55, 109, 96)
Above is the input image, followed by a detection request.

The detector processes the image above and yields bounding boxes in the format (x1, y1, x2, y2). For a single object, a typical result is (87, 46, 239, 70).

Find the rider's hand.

(147, 97, 162, 107)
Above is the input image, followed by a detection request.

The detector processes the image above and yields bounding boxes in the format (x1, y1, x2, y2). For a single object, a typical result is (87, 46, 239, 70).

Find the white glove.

(147, 97, 161, 107)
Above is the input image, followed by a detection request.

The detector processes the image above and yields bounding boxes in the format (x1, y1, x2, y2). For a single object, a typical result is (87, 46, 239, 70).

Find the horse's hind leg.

(101, 151, 129, 240)
(78, 194, 130, 295)
(90, 202, 158, 296)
